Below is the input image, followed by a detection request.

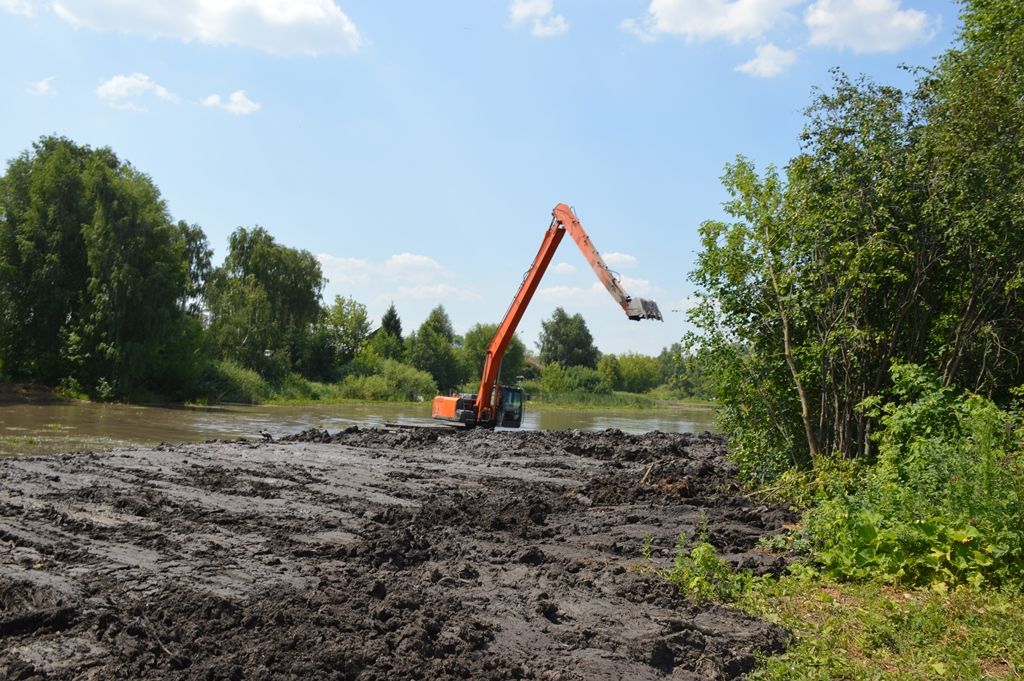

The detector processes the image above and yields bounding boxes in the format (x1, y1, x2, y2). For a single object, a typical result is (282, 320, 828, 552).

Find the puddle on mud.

(0, 401, 717, 456)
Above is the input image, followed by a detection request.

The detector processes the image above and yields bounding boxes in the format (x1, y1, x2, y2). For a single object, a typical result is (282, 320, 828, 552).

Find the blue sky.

(1, 0, 959, 355)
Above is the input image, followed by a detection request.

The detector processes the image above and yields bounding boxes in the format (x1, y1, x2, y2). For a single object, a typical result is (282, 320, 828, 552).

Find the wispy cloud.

(736, 42, 796, 77)
(539, 278, 664, 306)
(50, 0, 362, 55)
(96, 73, 178, 111)
(393, 283, 482, 302)
(28, 75, 57, 96)
(0, 0, 34, 16)
(805, 0, 937, 53)
(552, 262, 577, 274)
(317, 252, 452, 288)
(316, 251, 476, 306)
(603, 252, 638, 269)
(201, 90, 261, 115)
(508, 0, 568, 38)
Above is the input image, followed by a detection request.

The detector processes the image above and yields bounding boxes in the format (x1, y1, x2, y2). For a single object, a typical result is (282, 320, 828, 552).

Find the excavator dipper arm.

(552, 204, 663, 322)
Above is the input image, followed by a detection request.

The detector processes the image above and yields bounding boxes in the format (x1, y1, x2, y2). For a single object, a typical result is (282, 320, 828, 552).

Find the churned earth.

(0, 428, 794, 680)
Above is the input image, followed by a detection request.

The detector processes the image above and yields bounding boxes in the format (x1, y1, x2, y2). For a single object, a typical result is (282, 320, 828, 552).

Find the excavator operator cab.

(496, 385, 524, 428)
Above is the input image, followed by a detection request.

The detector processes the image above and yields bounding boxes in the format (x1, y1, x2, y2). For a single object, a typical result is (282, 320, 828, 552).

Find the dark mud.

(0, 428, 794, 679)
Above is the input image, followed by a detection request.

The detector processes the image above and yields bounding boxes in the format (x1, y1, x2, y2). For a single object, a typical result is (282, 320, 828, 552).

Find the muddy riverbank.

(0, 428, 792, 679)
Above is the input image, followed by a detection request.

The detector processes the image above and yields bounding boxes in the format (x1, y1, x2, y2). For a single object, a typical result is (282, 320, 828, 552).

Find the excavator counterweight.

(432, 203, 661, 429)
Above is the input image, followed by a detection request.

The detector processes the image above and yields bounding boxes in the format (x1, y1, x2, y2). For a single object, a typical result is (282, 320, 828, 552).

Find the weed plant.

(808, 364, 1024, 588)
(645, 532, 1024, 679)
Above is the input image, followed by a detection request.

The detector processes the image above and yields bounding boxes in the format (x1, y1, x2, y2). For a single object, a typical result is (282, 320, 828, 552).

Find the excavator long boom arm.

(472, 203, 662, 424)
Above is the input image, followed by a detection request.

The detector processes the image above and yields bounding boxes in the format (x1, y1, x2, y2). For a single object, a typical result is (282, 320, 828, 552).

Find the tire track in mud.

(0, 429, 794, 680)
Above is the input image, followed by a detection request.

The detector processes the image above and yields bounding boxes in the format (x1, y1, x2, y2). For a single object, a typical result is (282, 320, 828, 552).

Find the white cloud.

(736, 42, 796, 77)
(552, 262, 577, 274)
(317, 251, 453, 290)
(1, 0, 35, 16)
(316, 254, 374, 285)
(603, 252, 638, 269)
(51, 0, 362, 55)
(201, 89, 261, 115)
(393, 283, 482, 303)
(28, 76, 57, 96)
(623, 0, 800, 43)
(380, 253, 449, 283)
(805, 0, 936, 53)
(619, 275, 661, 297)
(539, 278, 664, 305)
(96, 73, 178, 110)
(508, 0, 568, 38)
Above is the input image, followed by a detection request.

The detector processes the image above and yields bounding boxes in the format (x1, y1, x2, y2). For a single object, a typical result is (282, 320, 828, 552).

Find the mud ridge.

(1, 428, 794, 679)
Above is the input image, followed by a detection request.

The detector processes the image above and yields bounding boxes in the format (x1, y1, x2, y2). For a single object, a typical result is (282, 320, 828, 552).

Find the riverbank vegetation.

(667, 1, 1024, 677)
(0, 142, 703, 407)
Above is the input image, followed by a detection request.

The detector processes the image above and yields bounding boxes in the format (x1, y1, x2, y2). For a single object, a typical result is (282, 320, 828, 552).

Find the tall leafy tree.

(324, 295, 371, 367)
(206, 226, 324, 374)
(0, 136, 201, 395)
(688, 0, 1024, 480)
(537, 307, 599, 369)
(917, 0, 1024, 396)
(461, 322, 526, 384)
(175, 220, 212, 316)
(0, 137, 93, 381)
(405, 305, 465, 393)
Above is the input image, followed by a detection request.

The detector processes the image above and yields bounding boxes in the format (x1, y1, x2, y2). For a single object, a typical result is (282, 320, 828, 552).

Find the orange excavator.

(431, 203, 662, 429)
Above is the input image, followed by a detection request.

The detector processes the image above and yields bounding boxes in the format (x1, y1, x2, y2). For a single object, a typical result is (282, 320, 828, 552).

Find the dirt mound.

(0, 429, 793, 679)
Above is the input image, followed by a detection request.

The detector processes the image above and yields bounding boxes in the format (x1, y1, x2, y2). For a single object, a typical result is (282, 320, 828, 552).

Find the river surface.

(0, 400, 717, 457)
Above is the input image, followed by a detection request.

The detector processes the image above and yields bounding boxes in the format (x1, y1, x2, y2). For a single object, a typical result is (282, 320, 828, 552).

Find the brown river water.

(0, 400, 717, 457)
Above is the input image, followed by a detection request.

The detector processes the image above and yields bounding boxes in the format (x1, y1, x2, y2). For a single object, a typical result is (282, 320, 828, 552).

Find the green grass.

(742, 569, 1024, 680)
(528, 390, 658, 409)
(644, 530, 1024, 680)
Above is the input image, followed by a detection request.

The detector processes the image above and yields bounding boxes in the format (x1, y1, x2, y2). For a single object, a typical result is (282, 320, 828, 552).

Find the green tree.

(916, 0, 1024, 397)
(380, 302, 403, 341)
(656, 343, 711, 399)
(300, 295, 372, 381)
(420, 305, 455, 343)
(597, 354, 622, 390)
(323, 295, 371, 367)
(688, 1, 1024, 480)
(0, 137, 93, 381)
(461, 323, 526, 385)
(175, 220, 212, 316)
(206, 226, 324, 375)
(537, 307, 600, 368)
(367, 329, 404, 361)
(0, 136, 202, 395)
(204, 274, 279, 376)
(405, 305, 466, 393)
(616, 353, 661, 393)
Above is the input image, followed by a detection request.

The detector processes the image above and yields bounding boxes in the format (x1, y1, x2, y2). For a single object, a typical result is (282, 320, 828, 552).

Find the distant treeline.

(0, 139, 705, 404)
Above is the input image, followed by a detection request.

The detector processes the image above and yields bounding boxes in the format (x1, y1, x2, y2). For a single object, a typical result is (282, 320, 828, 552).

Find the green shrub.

(340, 359, 436, 402)
(616, 353, 661, 393)
(197, 360, 272, 404)
(656, 516, 753, 603)
(539, 362, 612, 396)
(807, 364, 1024, 588)
(340, 374, 393, 401)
